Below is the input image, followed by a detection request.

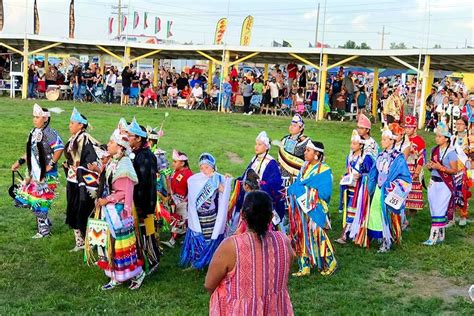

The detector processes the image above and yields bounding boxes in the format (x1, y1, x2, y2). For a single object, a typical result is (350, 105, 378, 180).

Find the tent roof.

(1, 34, 473, 72)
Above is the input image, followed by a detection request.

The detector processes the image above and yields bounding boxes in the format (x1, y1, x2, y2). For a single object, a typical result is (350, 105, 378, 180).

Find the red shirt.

(171, 167, 193, 198)
(287, 63, 297, 79)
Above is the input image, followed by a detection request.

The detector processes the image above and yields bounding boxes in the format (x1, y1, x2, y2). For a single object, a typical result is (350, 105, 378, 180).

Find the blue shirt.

(431, 147, 457, 178)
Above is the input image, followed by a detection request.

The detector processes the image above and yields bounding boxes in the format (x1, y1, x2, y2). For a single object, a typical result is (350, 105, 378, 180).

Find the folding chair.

(278, 98, 292, 116)
(250, 94, 262, 112)
(305, 100, 318, 119)
(36, 81, 46, 99)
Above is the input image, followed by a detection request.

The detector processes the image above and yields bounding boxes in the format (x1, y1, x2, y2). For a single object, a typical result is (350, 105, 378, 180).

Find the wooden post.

(264, 63, 269, 81)
(207, 60, 214, 93)
(44, 53, 49, 71)
(153, 58, 159, 88)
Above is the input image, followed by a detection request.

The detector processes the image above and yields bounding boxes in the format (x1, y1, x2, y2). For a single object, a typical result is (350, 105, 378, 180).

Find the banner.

(122, 15, 127, 32)
(240, 15, 254, 46)
(0, 0, 4, 32)
(144, 12, 148, 29)
(108, 17, 114, 34)
(33, 0, 40, 35)
(155, 17, 161, 34)
(133, 11, 139, 29)
(214, 18, 227, 45)
(69, 0, 75, 38)
(167, 20, 173, 38)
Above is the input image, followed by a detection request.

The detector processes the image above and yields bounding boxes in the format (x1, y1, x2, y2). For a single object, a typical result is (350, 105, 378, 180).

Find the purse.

(84, 206, 110, 265)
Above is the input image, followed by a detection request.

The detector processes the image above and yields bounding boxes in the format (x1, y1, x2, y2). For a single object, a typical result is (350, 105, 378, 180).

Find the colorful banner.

(214, 18, 227, 45)
(240, 15, 254, 46)
(108, 17, 114, 34)
(167, 20, 173, 38)
(0, 0, 4, 32)
(69, 0, 75, 38)
(33, 0, 40, 35)
(144, 12, 148, 29)
(133, 11, 139, 29)
(155, 17, 161, 34)
(122, 15, 127, 32)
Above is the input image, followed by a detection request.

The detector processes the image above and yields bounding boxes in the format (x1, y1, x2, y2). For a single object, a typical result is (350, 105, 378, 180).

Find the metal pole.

(314, 2, 320, 47)
(316, 0, 327, 121)
(218, 0, 231, 113)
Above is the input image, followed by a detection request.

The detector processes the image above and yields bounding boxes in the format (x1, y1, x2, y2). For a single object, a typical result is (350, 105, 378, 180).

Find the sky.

(2, 0, 473, 49)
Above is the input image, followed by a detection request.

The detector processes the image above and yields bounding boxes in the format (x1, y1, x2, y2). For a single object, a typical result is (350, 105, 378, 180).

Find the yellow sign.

(240, 15, 254, 46)
(214, 18, 227, 45)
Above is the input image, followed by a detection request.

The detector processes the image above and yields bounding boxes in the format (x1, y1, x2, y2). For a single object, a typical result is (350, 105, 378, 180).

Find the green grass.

(0, 99, 472, 315)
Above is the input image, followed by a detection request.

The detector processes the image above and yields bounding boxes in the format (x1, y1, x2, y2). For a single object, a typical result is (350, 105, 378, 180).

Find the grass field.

(0, 99, 472, 315)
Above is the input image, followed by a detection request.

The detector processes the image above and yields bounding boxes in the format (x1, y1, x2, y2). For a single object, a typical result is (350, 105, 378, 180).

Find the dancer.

(94, 126, 143, 290)
(11, 104, 64, 238)
(180, 153, 232, 269)
(287, 140, 337, 276)
(64, 108, 101, 251)
(162, 150, 194, 248)
(228, 131, 285, 234)
(355, 128, 412, 252)
(451, 117, 472, 226)
(336, 130, 374, 244)
(126, 118, 160, 287)
(390, 123, 411, 159)
(404, 115, 426, 217)
(278, 114, 310, 184)
(356, 114, 379, 160)
(424, 122, 458, 245)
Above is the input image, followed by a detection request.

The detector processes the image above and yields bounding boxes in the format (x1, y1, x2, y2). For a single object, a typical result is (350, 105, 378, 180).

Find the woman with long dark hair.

(206, 191, 294, 315)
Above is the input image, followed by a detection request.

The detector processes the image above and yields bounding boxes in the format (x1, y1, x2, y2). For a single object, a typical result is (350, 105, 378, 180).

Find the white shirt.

(106, 73, 117, 88)
(167, 86, 178, 97)
(269, 82, 279, 98)
(192, 87, 203, 98)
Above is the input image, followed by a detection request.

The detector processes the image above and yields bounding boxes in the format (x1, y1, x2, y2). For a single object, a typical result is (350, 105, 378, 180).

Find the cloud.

(351, 14, 370, 30)
(303, 10, 318, 20)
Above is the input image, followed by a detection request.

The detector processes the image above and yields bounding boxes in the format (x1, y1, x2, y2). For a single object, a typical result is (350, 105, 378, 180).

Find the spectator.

(298, 65, 307, 89)
(242, 78, 254, 115)
(176, 72, 189, 91)
(167, 82, 179, 107)
(334, 88, 347, 112)
(72, 66, 83, 101)
(384, 85, 404, 124)
(222, 77, 232, 113)
(104, 68, 116, 104)
(342, 71, 355, 112)
(294, 87, 305, 114)
(27, 64, 38, 99)
(212, 71, 220, 87)
(121, 66, 132, 105)
(357, 85, 367, 116)
(188, 83, 203, 109)
(287, 62, 298, 93)
(253, 77, 263, 95)
(44, 65, 58, 87)
(139, 73, 151, 94)
(230, 66, 238, 80)
(206, 191, 294, 315)
(260, 80, 272, 115)
(269, 78, 279, 116)
(139, 86, 158, 107)
(94, 68, 103, 86)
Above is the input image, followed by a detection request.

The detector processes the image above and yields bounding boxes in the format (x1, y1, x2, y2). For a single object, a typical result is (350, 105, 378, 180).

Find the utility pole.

(314, 2, 320, 47)
(111, 0, 128, 39)
(378, 25, 390, 49)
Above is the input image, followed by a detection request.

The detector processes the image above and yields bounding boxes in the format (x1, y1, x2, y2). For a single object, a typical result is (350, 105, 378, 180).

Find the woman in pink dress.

(205, 191, 294, 316)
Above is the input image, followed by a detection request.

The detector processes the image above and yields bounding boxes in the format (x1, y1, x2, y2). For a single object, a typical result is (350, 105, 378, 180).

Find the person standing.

(384, 85, 404, 124)
(424, 122, 458, 245)
(64, 108, 101, 252)
(221, 77, 233, 113)
(206, 191, 294, 316)
(287, 62, 298, 94)
(342, 71, 355, 113)
(288, 140, 337, 276)
(278, 114, 310, 184)
(269, 78, 279, 116)
(404, 115, 426, 216)
(94, 126, 144, 290)
(336, 130, 374, 245)
(11, 104, 64, 238)
(364, 128, 412, 252)
(162, 150, 194, 248)
(228, 131, 286, 234)
(242, 78, 253, 115)
(121, 66, 132, 105)
(105, 68, 117, 104)
(126, 118, 160, 288)
(181, 153, 232, 269)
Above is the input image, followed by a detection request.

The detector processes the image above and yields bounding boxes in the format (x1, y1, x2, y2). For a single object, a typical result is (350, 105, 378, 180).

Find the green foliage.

(0, 100, 472, 314)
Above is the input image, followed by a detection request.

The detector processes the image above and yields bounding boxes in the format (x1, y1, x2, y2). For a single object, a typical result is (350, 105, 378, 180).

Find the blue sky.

(2, 0, 473, 49)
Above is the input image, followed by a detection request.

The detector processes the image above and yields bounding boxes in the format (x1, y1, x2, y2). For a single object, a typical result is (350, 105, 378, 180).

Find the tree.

(338, 40, 371, 49)
(433, 44, 442, 48)
(338, 40, 357, 49)
(390, 42, 407, 49)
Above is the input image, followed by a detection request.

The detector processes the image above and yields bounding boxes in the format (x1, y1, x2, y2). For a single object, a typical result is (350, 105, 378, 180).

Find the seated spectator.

(334, 88, 347, 112)
(188, 83, 203, 109)
(181, 84, 192, 104)
(167, 82, 179, 107)
(139, 73, 151, 94)
(294, 88, 305, 114)
(189, 73, 202, 89)
(139, 86, 158, 107)
(210, 84, 219, 105)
